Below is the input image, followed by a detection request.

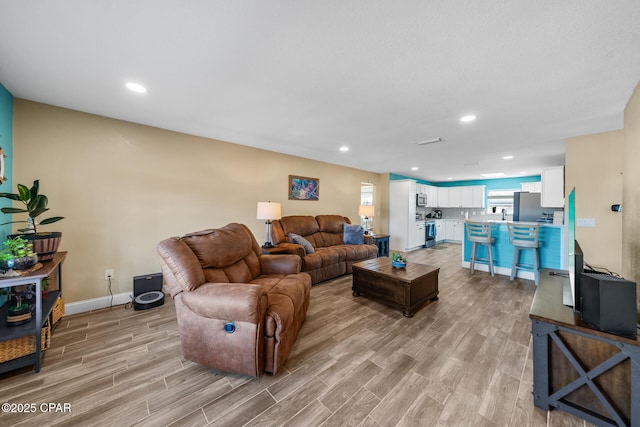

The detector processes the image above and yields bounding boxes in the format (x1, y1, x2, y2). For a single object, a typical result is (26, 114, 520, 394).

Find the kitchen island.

(462, 221, 565, 280)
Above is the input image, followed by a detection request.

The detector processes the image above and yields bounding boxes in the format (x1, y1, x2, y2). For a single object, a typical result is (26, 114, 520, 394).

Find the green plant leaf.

(29, 180, 40, 200)
(40, 216, 64, 224)
(0, 193, 22, 201)
(1, 207, 28, 214)
(29, 207, 49, 218)
(17, 184, 30, 202)
(27, 194, 47, 213)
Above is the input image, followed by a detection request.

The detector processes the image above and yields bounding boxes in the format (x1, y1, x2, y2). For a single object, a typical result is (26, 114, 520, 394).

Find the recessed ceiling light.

(520, 171, 528, 175)
(339, 146, 349, 152)
(126, 82, 147, 93)
(447, 177, 452, 180)
(460, 114, 476, 123)
(480, 172, 507, 178)
(411, 167, 419, 171)
(503, 155, 514, 160)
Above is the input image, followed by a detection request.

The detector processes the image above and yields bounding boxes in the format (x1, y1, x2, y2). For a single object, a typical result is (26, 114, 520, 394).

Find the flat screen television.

(564, 187, 584, 310)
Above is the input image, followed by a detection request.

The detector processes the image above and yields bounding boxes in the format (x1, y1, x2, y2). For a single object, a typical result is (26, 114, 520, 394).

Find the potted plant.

(0, 235, 37, 271)
(0, 180, 64, 261)
(391, 252, 407, 268)
(5, 284, 37, 326)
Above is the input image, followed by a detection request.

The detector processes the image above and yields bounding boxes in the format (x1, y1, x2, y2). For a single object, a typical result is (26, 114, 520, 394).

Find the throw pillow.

(289, 233, 315, 254)
(343, 223, 365, 244)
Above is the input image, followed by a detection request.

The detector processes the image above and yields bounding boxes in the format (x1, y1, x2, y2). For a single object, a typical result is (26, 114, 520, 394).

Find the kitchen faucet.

(501, 209, 507, 221)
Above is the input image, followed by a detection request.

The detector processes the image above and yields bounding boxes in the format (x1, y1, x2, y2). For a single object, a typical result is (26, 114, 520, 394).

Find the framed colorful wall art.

(288, 175, 319, 201)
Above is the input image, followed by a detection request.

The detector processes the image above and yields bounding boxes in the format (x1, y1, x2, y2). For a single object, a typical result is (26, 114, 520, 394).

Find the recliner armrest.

(260, 254, 302, 275)
(267, 242, 306, 258)
(181, 283, 268, 323)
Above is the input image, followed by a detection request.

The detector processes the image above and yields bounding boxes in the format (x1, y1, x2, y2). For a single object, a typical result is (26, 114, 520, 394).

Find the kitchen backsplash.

(417, 207, 513, 221)
(416, 207, 564, 222)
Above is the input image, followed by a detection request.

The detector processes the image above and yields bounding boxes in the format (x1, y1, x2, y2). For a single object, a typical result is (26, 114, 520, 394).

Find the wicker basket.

(53, 296, 64, 324)
(0, 318, 51, 364)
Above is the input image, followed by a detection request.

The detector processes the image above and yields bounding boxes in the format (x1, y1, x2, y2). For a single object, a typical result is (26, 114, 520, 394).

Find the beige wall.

(13, 100, 387, 304)
(623, 82, 640, 303)
(565, 130, 625, 273)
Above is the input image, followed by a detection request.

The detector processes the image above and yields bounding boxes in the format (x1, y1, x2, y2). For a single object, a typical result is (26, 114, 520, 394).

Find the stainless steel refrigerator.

(513, 192, 542, 222)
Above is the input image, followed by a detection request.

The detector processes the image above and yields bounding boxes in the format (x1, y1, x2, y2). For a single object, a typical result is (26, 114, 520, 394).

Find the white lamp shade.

(358, 205, 375, 217)
(257, 202, 282, 220)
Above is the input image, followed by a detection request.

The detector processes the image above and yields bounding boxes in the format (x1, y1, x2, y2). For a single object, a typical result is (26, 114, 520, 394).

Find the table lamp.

(257, 201, 281, 248)
(359, 204, 375, 235)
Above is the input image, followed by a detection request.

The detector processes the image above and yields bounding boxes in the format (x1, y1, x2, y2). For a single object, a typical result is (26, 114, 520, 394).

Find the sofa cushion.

(343, 223, 365, 244)
(288, 232, 315, 254)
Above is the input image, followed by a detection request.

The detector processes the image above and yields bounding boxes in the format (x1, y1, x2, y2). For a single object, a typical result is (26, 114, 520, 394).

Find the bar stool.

(466, 221, 495, 276)
(507, 222, 541, 285)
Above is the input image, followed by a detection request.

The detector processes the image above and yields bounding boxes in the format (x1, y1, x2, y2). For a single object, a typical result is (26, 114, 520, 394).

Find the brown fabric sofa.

(157, 223, 311, 377)
(271, 214, 378, 284)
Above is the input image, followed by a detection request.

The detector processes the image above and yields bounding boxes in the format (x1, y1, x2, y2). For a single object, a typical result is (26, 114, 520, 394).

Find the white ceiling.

(1, 1, 640, 182)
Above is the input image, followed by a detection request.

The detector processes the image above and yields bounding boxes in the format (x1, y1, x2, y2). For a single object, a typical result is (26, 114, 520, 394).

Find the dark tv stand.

(530, 269, 639, 426)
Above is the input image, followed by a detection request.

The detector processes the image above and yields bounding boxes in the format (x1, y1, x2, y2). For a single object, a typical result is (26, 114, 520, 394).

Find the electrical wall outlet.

(104, 269, 114, 280)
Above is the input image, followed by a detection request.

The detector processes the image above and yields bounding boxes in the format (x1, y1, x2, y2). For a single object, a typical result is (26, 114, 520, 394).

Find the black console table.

(0, 252, 66, 373)
(530, 269, 639, 426)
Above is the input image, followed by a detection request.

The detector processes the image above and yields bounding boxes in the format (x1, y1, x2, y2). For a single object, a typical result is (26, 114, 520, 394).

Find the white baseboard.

(461, 261, 535, 281)
(63, 292, 133, 316)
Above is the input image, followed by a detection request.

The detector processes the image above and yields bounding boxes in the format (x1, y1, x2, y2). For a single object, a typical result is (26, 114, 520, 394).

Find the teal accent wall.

(0, 82, 11, 306)
(390, 173, 541, 190)
(0, 82, 14, 241)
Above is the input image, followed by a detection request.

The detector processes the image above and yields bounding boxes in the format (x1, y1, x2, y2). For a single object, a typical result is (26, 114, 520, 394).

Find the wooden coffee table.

(352, 257, 439, 317)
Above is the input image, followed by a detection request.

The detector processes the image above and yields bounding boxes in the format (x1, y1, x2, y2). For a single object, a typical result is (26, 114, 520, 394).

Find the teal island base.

(462, 221, 565, 281)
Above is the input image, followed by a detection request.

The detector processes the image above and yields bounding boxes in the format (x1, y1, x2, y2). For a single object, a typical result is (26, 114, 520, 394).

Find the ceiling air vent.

(416, 138, 443, 146)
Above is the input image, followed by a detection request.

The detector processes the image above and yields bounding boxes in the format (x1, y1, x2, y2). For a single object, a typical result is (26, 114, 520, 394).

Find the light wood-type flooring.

(0, 243, 593, 426)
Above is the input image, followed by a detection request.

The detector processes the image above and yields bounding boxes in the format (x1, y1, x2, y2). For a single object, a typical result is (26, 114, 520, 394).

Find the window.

(486, 189, 517, 215)
(360, 183, 374, 206)
(360, 183, 375, 230)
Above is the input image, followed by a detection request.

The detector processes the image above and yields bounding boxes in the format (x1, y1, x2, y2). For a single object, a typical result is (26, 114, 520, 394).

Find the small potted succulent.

(0, 235, 37, 272)
(391, 252, 407, 268)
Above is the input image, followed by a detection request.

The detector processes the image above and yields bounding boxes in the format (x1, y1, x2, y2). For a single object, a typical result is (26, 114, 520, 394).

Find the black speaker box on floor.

(133, 273, 165, 311)
(579, 272, 637, 337)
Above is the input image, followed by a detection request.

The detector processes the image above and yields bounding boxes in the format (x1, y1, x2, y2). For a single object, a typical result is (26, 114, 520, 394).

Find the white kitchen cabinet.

(460, 187, 473, 207)
(435, 220, 444, 242)
(411, 221, 425, 248)
(472, 185, 486, 208)
(416, 183, 428, 195)
(444, 220, 464, 242)
(521, 181, 542, 193)
(444, 220, 455, 240)
(427, 185, 438, 207)
(454, 220, 464, 241)
(389, 180, 418, 251)
(448, 187, 462, 208)
(437, 187, 449, 207)
(541, 166, 564, 207)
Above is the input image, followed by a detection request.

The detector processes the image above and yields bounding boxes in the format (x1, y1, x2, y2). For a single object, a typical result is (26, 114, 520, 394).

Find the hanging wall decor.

(288, 175, 319, 201)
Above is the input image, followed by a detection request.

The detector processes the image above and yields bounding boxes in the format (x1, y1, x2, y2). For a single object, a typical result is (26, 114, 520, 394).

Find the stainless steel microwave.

(416, 194, 427, 207)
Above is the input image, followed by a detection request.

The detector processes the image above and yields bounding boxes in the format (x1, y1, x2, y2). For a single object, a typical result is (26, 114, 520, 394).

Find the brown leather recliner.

(157, 223, 312, 377)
